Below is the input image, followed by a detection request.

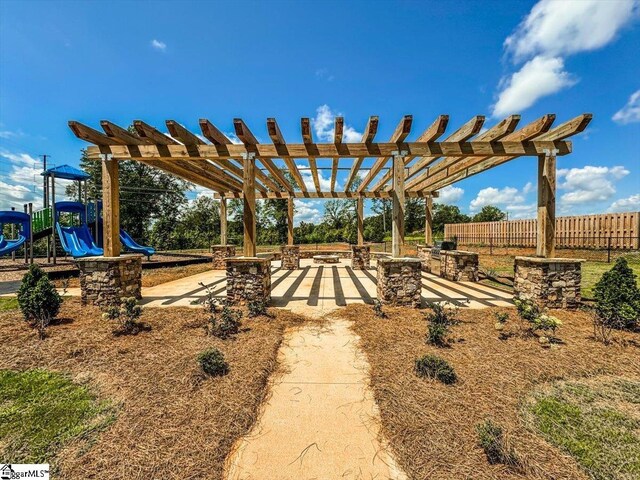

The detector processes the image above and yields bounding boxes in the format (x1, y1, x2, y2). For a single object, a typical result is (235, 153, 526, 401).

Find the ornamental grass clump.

(197, 348, 228, 377)
(593, 257, 640, 332)
(17, 264, 62, 339)
(200, 282, 242, 338)
(414, 354, 457, 384)
(476, 419, 521, 468)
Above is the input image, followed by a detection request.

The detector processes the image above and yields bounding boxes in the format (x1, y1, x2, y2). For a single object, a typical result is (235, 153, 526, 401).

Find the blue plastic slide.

(119, 229, 155, 258)
(94, 201, 155, 258)
(0, 211, 30, 256)
(55, 201, 103, 258)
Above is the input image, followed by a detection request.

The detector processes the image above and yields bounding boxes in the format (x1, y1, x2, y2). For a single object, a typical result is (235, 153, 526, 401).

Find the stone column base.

(440, 250, 479, 282)
(77, 255, 142, 307)
(514, 257, 584, 309)
(226, 257, 271, 306)
(211, 245, 236, 269)
(376, 257, 422, 308)
(351, 245, 371, 270)
(416, 244, 433, 272)
(280, 245, 300, 270)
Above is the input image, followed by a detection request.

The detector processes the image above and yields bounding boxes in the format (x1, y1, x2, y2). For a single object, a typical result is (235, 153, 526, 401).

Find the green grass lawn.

(0, 297, 19, 311)
(525, 378, 640, 480)
(0, 369, 115, 464)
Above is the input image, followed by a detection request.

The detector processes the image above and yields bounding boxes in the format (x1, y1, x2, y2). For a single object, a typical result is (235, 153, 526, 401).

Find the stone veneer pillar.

(211, 245, 236, 270)
(514, 256, 584, 309)
(440, 250, 479, 282)
(280, 245, 300, 270)
(416, 244, 432, 272)
(226, 257, 271, 306)
(77, 255, 142, 307)
(351, 245, 371, 270)
(376, 257, 422, 308)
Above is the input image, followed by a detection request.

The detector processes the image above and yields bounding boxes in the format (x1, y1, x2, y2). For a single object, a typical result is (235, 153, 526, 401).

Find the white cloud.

(0, 150, 38, 166)
(151, 39, 167, 52)
(297, 162, 333, 191)
(315, 68, 335, 82)
(557, 165, 629, 205)
(505, 203, 537, 220)
(492, 56, 577, 117)
(608, 194, 640, 212)
(294, 199, 323, 225)
(505, 0, 638, 61)
(470, 186, 525, 211)
(493, 0, 639, 116)
(312, 105, 362, 142)
(523, 181, 534, 195)
(436, 185, 464, 204)
(225, 132, 242, 144)
(612, 89, 640, 124)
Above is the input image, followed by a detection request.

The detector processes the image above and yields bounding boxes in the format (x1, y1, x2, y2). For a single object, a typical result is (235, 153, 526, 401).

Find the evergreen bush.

(593, 257, 640, 330)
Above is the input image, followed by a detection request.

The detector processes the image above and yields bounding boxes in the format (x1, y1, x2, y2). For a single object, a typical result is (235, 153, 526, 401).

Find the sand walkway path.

(225, 318, 406, 480)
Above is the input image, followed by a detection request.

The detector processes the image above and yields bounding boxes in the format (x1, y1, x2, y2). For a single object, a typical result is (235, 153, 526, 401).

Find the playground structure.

(0, 164, 154, 262)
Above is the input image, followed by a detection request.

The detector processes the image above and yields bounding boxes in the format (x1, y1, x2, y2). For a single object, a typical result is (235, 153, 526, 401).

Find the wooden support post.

(357, 196, 364, 246)
(537, 149, 557, 258)
(425, 195, 433, 245)
(220, 198, 227, 245)
(287, 197, 294, 246)
(243, 153, 256, 257)
(102, 155, 121, 257)
(392, 151, 406, 258)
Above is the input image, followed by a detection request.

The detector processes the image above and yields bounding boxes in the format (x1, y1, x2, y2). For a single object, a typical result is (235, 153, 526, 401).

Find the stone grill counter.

(440, 250, 479, 282)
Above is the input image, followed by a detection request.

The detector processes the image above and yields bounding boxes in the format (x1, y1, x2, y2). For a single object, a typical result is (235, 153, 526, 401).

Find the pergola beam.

(344, 116, 379, 191)
(407, 115, 521, 191)
(215, 190, 438, 199)
(330, 117, 343, 191)
(357, 115, 412, 193)
(370, 114, 449, 191)
(302, 118, 321, 193)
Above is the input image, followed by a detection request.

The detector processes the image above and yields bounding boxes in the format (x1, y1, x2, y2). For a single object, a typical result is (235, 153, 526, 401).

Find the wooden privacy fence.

(444, 212, 640, 249)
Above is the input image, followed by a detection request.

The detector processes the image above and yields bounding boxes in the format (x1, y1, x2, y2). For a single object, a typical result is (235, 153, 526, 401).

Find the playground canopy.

(42, 164, 90, 181)
(68, 113, 591, 259)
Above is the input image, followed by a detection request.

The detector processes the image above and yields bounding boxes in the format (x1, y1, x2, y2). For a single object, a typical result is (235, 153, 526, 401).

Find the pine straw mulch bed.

(53, 262, 214, 289)
(0, 298, 309, 479)
(340, 304, 640, 480)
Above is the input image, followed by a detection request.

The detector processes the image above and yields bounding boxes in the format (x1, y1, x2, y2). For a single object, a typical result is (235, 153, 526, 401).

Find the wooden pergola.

(68, 113, 591, 259)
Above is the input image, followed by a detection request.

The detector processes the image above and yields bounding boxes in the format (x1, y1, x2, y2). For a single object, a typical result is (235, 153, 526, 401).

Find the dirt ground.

(342, 304, 640, 480)
(52, 262, 214, 289)
(0, 298, 309, 479)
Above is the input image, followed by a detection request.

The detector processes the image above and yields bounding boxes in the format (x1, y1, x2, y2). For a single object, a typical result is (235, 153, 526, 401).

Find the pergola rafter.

(69, 113, 590, 258)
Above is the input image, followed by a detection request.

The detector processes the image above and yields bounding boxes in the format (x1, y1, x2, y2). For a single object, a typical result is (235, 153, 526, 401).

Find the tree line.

(67, 152, 506, 250)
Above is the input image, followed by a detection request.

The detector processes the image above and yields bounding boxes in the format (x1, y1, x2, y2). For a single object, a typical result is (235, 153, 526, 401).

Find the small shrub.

(593, 257, 640, 331)
(17, 265, 62, 339)
(532, 314, 562, 335)
(476, 419, 520, 467)
(415, 354, 457, 384)
(199, 282, 242, 338)
(514, 298, 541, 323)
(206, 304, 242, 339)
(372, 299, 387, 318)
(248, 299, 268, 318)
(425, 302, 457, 346)
(495, 312, 509, 324)
(197, 348, 228, 376)
(103, 297, 143, 334)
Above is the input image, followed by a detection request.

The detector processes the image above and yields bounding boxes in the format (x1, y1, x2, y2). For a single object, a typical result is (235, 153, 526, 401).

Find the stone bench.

(313, 254, 340, 264)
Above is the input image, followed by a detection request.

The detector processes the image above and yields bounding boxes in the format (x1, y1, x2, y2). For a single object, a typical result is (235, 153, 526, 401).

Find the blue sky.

(1, 0, 639, 224)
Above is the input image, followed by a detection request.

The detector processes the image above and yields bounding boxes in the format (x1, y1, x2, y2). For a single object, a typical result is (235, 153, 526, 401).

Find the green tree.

(594, 257, 640, 329)
(67, 148, 190, 244)
(432, 204, 471, 236)
(472, 205, 506, 223)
